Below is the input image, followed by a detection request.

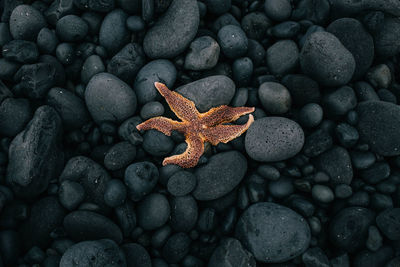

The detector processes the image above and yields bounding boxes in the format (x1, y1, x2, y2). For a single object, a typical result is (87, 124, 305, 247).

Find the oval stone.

(143, 0, 199, 59)
(235, 202, 311, 263)
(85, 73, 137, 124)
(193, 151, 247, 201)
(245, 117, 305, 162)
(175, 75, 235, 112)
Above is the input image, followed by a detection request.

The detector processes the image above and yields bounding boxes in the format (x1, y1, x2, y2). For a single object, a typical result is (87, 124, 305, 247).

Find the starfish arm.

(136, 116, 183, 136)
(201, 114, 255, 146)
(162, 134, 204, 168)
(200, 105, 255, 126)
(154, 82, 200, 122)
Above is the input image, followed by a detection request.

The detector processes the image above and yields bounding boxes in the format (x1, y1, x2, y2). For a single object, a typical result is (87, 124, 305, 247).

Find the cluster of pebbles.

(0, 0, 400, 266)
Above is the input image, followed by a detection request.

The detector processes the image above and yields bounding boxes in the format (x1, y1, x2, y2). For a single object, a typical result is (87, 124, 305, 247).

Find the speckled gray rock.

(235, 202, 311, 263)
(85, 73, 137, 124)
(81, 55, 105, 84)
(56, 15, 88, 42)
(245, 117, 304, 162)
(143, 0, 199, 58)
(327, 18, 374, 80)
(134, 59, 177, 104)
(184, 36, 220, 70)
(0, 98, 32, 137)
(60, 239, 126, 267)
(6, 106, 63, 198)
(258, 82, 291, 114)
(193, 151, 247, 201)
(374, 18, 400, 58)
(175, 75, 235, 112)
(99, 9, 130, 55)
(356, 101, 400, 156)
(300, 31, 355, 87)
(313, 146, 353, 184)
(208, 238, 256, 267)
(9, 5, 47, 41)
(266, 40, 299, 75)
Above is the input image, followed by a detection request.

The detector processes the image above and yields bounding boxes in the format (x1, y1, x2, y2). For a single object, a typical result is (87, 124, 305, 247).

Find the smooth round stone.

(99, 9, 130, 55)
(327, 18, 374, 80)
(36, 28, 58, 54)
(104, 141, 136, 171)
(376, 208, 400, 240)
(81, 55, 105, 84)
(142, 130, 174, 157)
(299, 103, 323, 128)
(217, 25, 248, 59)
(300, 31, 356, 87)
(134, 59, 177, 105)
(264, 0, 292, 21)
(247, 39, 266, 67)
(212, 13, 240, 32)
(175, 75, 235, 112)
(137, 193, 170, 230)
(104, 179, 127, 208)
(312, 185, 334, 203)
(266, 40, 299, 75)
(58, 180, 85, 210)
(56, 15, 88, 42)
(232, 57, 253, 86)
(329, 207, 375, 252)
(124, 161, 158, 201)
(9, 5, 47, 41)
(245, 117, 304, 162)
(55, 43, 74, 65)
(85, 73, 137, 124)
(235, 202, 310, 263)
(60, 239, 126, 267)
(184, 36, 220, 70)
(0, 98, 32, 137)
(63, 210, 123, 244)
(140, 101, 164, 120)
(167, 170, 196, 197)
(208, 238, 256, 267)
(258, 82, 291, 114)
(268, 177, 294, 198)
(193, 151, 247, 201)
(0, 58, 19, 80)
(356, 101, 400, 156)
(126, 16, 145, 32)
(143, 0, 199, 59)
(170, 195, 198, 232)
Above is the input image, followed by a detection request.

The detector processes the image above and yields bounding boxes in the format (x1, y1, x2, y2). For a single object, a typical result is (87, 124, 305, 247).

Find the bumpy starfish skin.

(136, 82, 255, 168)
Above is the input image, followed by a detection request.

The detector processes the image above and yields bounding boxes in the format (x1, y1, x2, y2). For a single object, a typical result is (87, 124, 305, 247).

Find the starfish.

(136, 82, 255, 168)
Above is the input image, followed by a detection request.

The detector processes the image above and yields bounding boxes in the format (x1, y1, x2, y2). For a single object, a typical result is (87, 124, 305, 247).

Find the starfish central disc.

(136, 82, 255, 168)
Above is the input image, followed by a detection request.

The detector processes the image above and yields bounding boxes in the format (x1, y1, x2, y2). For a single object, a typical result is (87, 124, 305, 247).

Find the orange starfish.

(136, 82, 255, 168)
